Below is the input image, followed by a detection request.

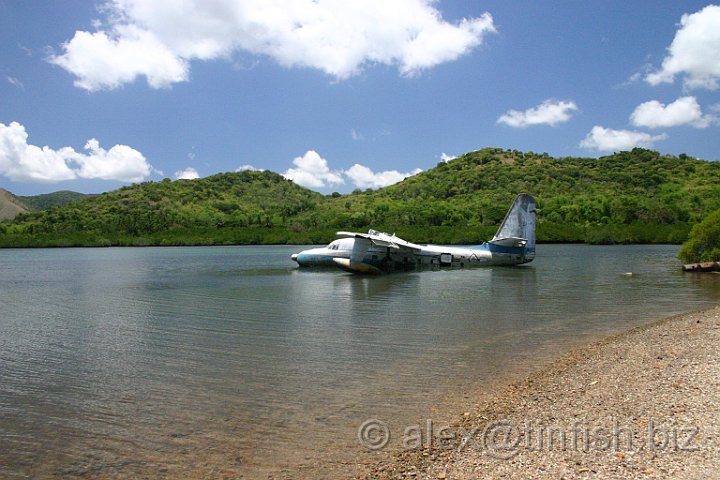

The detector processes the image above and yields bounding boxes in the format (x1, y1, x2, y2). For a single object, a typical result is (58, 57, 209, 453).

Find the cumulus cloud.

(440, 153, 457, 163)
(236, 164, 261, 172)
(282, 150, 422, 190)
(630, 96, 715, 129)
(579, 126, 667, 152)
(49, 0, 496, 90)
(0, 121, 152, 183)
(344, 164, 422, 189)
(497, 100, 578, 127)
(645, 5, 720, 90)
(174, 167, 200, 180)
(0, 122, 77, 182)
(282, 150, 344, 188)
(69, 138, 152, 182)
(51, 27, 189, 91)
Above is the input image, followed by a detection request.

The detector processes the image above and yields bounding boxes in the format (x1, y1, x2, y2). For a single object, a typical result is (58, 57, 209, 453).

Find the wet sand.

(359, 305, 720, 479)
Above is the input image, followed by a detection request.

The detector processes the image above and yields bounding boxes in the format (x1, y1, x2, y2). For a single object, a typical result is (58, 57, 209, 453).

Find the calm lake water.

(1, 245, 719, 478)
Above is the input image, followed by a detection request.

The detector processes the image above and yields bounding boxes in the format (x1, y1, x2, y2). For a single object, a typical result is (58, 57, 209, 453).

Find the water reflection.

(0, 245, 718, 478)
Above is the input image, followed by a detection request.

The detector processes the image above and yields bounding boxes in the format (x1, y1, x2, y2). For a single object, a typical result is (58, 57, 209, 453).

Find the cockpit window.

(338, 239, 354, 250)
(326, 239, 354, 251)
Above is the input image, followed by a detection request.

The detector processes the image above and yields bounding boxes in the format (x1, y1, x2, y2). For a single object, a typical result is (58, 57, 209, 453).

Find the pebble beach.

(360, 305, 720, 480)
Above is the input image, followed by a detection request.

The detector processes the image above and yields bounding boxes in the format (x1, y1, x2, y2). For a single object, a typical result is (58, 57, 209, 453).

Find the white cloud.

(5, 76, 24, 90)
(579, 126, 667, 152)
(68, 139, 152, 182)
(50, 0, 496, 90)
(0, 122, 77, 182)
(440, 153, 457, 163)
(236, 164, 261, 172)
(50, 27, 189, 91)
(344, 164, 422, 189)
(497, 100, 578, 127)
(18, 44, 33, 57)
(645, 5, 720, 90)
(283, 150, 344, 188)
(282, 150, 421, 190)
(0, 121, 152, 183)
(628, 72, 643, 83)
(630, 96, 715, 128)
(174, 167, 200, 180)
(350, 128, 363, 141)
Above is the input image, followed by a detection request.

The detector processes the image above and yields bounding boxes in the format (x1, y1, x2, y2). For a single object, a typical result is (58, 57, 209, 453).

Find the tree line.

(1, 148, 719, 249)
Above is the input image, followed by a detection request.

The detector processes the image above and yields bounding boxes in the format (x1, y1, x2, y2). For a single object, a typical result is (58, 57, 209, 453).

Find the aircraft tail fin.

(490, 194, 536, 251)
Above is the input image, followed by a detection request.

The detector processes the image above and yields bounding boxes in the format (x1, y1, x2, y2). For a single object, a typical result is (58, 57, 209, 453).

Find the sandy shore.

(359, 305, 720, 480)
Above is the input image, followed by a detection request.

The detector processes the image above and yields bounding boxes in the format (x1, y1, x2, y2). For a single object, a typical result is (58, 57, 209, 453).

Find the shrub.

(678, 208, 720, 263)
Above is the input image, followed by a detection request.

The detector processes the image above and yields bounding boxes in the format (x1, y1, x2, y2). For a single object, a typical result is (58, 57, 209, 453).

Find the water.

(1, 245, 719, 478)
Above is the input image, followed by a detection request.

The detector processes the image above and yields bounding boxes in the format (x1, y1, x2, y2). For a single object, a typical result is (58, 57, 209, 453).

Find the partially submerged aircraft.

(291, 193, 536, 274)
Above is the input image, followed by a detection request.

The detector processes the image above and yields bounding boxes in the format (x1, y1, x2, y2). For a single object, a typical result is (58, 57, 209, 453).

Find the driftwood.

(682, 261, 720, 272)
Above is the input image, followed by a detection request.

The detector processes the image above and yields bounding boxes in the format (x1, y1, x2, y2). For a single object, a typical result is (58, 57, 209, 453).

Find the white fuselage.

(291, 238, 353, 267)
(291, 193, 537, 274)
(292, 239, 534, 272)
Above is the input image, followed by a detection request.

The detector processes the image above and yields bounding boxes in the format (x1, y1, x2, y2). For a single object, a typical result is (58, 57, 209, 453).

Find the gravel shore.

(360, 305, 720, 480)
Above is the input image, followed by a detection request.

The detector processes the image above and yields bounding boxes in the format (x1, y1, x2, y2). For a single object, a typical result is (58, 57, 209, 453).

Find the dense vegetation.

(311, 148, 717, 244)
(678, 208, 720, 263)
(17, 190, 89, 211)
(0, 170, 326, 246)
(1, 148, 719, 247)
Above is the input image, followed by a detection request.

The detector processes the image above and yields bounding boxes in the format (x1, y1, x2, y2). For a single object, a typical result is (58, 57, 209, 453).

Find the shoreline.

(0, 240, 687, 249)
(358, 305, 720, 479)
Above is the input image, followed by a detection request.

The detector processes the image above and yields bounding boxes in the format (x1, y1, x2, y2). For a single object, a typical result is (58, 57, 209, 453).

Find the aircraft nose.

(291, 253, 298, 262)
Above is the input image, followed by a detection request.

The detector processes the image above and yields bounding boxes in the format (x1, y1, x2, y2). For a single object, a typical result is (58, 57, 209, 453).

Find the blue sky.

(1, 1, 719, 196)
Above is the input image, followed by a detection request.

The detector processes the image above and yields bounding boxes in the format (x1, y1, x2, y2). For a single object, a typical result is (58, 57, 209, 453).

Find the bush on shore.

(678, 208, 720, 263)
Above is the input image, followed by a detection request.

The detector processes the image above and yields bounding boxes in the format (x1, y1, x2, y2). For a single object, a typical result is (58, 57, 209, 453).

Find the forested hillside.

(0, 170, 325, 246)
(305, 148, 719, 244)
(1, 148, 718, 247)
(0, 189, 87, 221)
(17, 191, 89, 212)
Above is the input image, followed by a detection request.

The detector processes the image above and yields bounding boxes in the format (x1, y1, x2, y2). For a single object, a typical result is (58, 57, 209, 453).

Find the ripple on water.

(0, 245, 719, 477)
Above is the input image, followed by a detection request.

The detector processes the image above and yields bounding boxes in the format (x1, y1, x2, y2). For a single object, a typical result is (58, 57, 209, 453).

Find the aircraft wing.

(488, 236, 528, 248)
(336, 230, 424, 252)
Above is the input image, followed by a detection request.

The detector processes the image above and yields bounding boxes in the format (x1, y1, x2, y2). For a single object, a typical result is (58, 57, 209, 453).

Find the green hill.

(0, 170, 325, 246)
(17, 190, 89, 212)
(1, 148, 719, 247)
(301, 148, 720, 244)
(0, 189, 88, 221)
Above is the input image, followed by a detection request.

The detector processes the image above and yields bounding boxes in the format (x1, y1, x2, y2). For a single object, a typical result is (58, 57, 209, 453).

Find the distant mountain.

(17, 191, 90, 212)
(0, 189, 88, 221)
(0, 189, 29, 221)
(2, 148, 720, 247)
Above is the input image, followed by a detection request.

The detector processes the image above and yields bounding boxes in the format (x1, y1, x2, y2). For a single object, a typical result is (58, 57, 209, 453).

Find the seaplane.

(291, 193, 536, 274)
